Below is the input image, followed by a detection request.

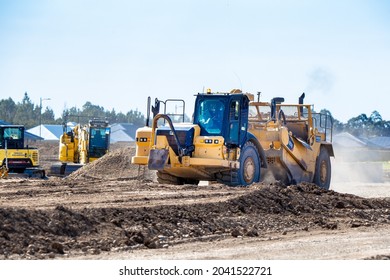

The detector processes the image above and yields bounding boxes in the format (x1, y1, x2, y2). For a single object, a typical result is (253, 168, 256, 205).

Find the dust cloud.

(331, 146, 386, 184)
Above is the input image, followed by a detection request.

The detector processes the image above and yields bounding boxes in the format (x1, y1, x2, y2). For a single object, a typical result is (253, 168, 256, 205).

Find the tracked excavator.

(132, 90, 334, 189)
(49, 119, 110, 176)
(0, 125, 46, 178)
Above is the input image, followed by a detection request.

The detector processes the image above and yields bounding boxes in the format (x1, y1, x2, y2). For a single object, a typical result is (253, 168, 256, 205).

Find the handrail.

(151, 114, 186, 157)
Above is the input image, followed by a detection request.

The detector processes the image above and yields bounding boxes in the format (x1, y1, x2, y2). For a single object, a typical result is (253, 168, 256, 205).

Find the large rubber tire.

(313, 146, 331, 190)
(156, 171, 199, 185)
(237, 141, 261, 186)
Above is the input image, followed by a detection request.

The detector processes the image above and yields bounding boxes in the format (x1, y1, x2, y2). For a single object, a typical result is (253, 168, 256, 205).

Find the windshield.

(195, 99, 225, 135)
(89, 127, 109, 157)
(3, 127, 23, 140)
(90, 128, 109, 148)
(0, 127, 24, 149)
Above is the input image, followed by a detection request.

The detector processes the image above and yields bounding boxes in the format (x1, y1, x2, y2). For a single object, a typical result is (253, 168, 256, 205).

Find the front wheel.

(313, 146, 331, 190)
(237, 142, 261, 186)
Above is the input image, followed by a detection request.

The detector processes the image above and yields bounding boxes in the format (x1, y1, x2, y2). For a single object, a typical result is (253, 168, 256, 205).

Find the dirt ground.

(1, 142, 390, 260)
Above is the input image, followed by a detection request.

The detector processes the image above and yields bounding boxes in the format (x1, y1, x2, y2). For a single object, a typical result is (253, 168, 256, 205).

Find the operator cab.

(0, 125, 24, 149)
(89, 120, 110, 158)
(193, 90, 251, 148)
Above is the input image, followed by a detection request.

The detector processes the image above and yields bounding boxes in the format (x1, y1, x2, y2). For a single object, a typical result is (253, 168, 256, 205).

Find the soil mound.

(67, 147, 155, 181)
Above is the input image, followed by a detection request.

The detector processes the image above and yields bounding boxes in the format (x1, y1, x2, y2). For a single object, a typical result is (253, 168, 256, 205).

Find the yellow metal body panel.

(0, 149, 40, 166)
(131, 126, 153, 165)
(248, 101, 331, 184)
(193, 136, 225, 159)
(59, 130, 80, 163)
(78, 127, 89, 164)
(132, 119, 240, 179)
(150, 134, 239, 180)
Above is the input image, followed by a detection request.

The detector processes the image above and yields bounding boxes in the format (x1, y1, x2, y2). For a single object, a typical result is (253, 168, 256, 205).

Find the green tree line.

(0, 92, 145, 128)
(1, 93, 390, 138)
(332, 110, 390, 137)
(317, 109, 390, 138)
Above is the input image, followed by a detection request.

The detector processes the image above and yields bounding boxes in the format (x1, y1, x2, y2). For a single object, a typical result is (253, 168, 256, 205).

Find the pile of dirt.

(1, 182, 390, 259)
(67, 146, 155, 181)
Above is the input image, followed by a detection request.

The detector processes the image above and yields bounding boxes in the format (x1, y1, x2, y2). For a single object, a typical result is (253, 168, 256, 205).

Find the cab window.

(197, 100, 225, 134)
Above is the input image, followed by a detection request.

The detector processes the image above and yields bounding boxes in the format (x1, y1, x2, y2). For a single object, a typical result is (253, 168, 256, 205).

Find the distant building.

(366, 137, 390, 149)
(110, 123, 139, 143)
(333, 132, 390, 163)
(333, 132, 390, 150)
(27, 122, 76, 141)
(26, 122, 139, 142)
(4, 120, 142, 143)
(332, 132, 367, 148)
(27, 125, 64, 141)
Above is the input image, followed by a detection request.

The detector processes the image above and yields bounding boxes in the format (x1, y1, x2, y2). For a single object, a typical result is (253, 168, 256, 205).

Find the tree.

(82, 102, 106, 119)
(332, 118, 344, 134)
(0, 98, 16, 123)
(368, 110, 388, 136)
(105, 108, 117, 124)
(382, 121, 390, 136)
(126, 109, 145, 126)
(114, 112, 127, 123)
(41, 107, 56, 124)
(13, 92, 36, 128)
(61, 107, 82, 124)
(345, 113, 369, 137)
(370, 110, 382, 123)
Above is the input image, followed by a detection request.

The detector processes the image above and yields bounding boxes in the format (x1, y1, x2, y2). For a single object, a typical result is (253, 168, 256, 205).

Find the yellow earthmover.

(132, 90, 334, 189)
(50, 119, 111, 176)
(0, 125, 46, 178)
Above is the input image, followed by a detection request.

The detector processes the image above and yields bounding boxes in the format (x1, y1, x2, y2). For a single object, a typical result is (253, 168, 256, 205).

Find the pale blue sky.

(1, 0, 389, 122)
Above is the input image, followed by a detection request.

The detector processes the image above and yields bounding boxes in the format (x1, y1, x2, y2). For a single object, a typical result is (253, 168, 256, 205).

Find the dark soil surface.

(1, 142, 390, 259)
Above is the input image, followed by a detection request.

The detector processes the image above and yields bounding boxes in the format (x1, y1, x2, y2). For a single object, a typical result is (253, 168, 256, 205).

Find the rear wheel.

(313, 146, 331, 190)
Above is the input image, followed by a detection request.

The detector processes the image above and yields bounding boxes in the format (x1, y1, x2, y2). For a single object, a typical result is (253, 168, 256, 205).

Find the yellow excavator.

(132, 90, 334, 189)
(0, 124, 46, 178)
(49, 119, 110, 176)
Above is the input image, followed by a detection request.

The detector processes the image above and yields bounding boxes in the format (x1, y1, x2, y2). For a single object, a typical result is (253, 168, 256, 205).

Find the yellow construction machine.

(0, 124, 46, 178)
(132, 90, 334, 189)
(248, 92, 334, 188)
(49, 119, 110, 176)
